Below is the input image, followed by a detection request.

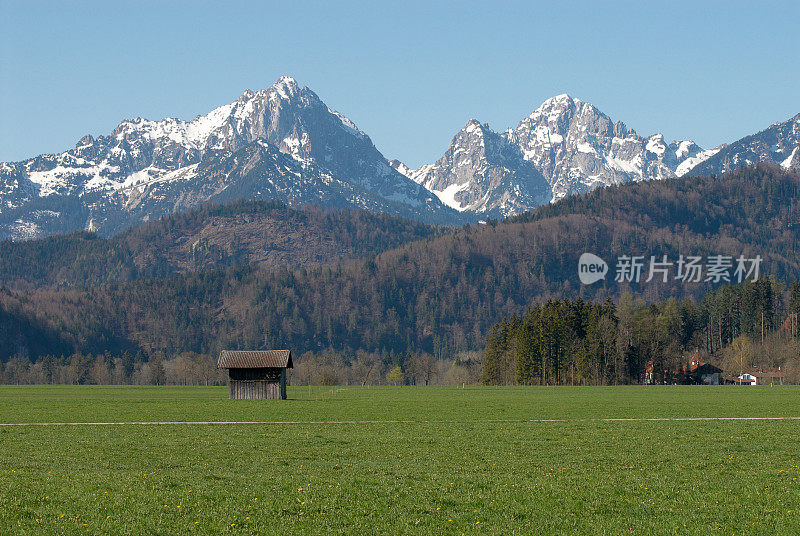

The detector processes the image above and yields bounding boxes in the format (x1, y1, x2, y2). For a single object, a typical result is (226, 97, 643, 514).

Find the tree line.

(483, 278, 800, 385)
(0, 348, 483, 387)
(0, 351, 226, 386)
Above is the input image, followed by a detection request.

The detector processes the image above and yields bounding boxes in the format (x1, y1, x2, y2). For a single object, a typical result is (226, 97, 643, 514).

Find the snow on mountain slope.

(675, 147, 723, 177)
(506, 94, 709, 200)
(397, 95, 797, 217)
(0, 77, 458, 239)
(2, 81, 798, 239)
(391, 120, 551, 217)
(687, 113, 800, 177)
(783, 147, 800, 169)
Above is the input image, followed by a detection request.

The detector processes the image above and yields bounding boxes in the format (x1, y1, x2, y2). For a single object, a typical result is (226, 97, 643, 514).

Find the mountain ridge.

(394, 95, 799, 218)
(2, 79, 799, 239)
(0, 77, 460, 240)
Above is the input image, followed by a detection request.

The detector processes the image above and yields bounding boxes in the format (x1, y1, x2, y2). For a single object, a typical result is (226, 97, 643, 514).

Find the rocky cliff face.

(507, 95, 713, 199)
(390, 120, 551, 218)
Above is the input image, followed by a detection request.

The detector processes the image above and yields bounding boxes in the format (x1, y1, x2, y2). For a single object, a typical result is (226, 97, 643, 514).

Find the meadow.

(1, 385, 799, 534)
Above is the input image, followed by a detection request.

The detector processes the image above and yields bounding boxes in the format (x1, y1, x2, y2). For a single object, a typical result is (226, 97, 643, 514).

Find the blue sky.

(1, 0, 798, 167)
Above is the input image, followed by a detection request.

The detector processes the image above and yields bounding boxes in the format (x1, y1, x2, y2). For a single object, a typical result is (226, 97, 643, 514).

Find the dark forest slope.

(0, 200, 439, 289)
(2, 164, 799, 361)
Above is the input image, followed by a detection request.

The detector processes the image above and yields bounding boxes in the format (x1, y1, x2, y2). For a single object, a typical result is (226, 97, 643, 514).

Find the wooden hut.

(217, 350, 293, 399)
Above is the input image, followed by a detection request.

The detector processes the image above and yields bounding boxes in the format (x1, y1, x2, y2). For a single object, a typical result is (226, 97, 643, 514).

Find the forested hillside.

(0, 200, 439, 288)
(1, 164, 799, 381)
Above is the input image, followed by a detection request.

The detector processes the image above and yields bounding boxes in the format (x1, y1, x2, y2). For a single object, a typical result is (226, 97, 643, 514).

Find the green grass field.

(1, 386, 799, 535)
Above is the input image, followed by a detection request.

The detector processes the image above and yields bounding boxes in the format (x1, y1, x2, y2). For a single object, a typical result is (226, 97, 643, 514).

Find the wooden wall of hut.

(229, 380, 284, 399)
(227, 368, 287, 399)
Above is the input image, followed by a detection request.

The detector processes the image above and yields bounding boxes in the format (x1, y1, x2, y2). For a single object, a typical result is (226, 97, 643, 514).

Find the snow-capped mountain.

(394, 95, 799, 218)
(2, 81, 799, 239)
(390, 120, 551, 217)
(0, 77, 458, 239)
(688, 113, 800, 176)
(507, 95, 717, 199)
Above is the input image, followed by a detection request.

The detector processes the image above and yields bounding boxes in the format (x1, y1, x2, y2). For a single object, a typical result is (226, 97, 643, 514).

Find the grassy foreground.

(1, 385, 799, 535)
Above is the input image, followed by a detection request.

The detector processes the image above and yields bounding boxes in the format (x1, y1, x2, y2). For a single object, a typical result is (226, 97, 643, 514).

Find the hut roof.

(217, 350, 293, 369)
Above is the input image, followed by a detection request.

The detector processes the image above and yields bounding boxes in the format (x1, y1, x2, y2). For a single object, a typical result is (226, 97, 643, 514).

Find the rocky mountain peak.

(531, 93, 582, 114)
(393, 116, 551, 216)
(237, 89, 255, 101)
(414, 93, 792, 209)
(688, 113, 800, 176)
(273, 75, 300, 95)
(0, 76, 459, 240)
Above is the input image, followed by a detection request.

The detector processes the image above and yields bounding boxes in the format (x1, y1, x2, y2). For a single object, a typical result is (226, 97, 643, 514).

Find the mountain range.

(1, 76, 799, 239)
(391, 95, 800, 216)
(2, 164, 799, 361)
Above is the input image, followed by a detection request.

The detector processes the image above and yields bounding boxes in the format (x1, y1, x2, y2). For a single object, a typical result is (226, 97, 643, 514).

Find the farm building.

(724, 368, 786, 385)
(724, 373, 757, 385)
(217, 350, 293, 399)
(738, 373, 757, 385)
(685, 360, 722, 385)
(642, 356, 723, 385)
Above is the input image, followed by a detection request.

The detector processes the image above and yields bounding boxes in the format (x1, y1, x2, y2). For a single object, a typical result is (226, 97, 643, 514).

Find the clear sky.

(1, 0, 798, 167)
